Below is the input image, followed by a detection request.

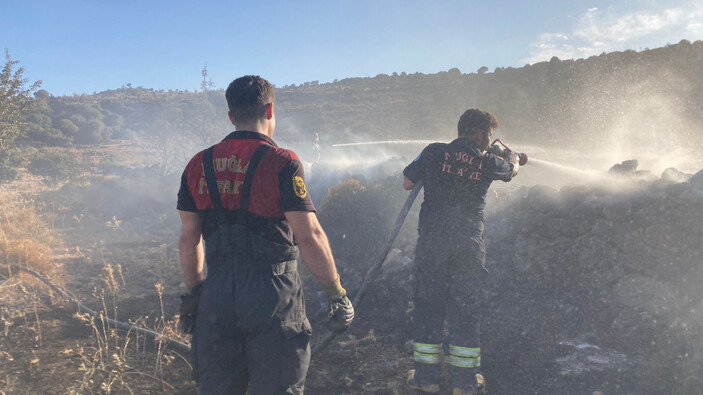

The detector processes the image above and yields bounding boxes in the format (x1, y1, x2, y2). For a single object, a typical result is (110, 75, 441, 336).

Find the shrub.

(27, 127, 71, 146)
(27, 148, 82, 182)
(55, 118, 79, 137)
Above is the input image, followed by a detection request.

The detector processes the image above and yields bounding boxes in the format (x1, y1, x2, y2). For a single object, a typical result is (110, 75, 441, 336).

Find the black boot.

(452, 373, 485, 395)
(407, 370, 440, 393)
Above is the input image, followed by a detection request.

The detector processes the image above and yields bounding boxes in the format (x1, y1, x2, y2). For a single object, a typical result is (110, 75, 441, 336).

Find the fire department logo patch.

(293, 176, 308, 198)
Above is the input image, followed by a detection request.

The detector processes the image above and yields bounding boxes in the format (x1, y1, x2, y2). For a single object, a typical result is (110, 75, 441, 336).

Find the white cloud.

(522, 4, 703, 65)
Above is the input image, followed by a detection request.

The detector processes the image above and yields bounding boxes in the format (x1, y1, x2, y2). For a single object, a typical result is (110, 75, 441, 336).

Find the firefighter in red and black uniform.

(403, 109, 520, 395)
(177, 75, 354, 394)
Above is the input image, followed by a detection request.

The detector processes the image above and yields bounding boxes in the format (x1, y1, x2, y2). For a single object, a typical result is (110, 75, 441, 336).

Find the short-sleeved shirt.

(403, 137, 514, 237)
(177, 131, 315, 245)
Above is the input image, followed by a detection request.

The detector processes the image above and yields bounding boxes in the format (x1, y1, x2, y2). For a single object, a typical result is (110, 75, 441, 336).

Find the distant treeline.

(22, 39, 703, 149)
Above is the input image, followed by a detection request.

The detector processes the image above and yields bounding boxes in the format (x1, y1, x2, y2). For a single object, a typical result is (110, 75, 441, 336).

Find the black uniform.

(177, 131, 315, 394)
(403, 137, 514, 390)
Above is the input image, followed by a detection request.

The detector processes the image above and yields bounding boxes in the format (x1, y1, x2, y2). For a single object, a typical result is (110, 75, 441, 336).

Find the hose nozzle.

(486, 139, 528, 166)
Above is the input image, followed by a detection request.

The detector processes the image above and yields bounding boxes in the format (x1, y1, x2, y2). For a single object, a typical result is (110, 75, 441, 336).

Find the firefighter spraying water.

(311, 113, 530, 391)
(402, 108, 523, 395)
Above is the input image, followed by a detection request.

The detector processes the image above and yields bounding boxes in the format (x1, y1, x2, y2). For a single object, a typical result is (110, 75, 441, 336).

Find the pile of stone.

(478, 164, 703, 394)
(365, 162, 703, 393)
(309, 162, 702, 393)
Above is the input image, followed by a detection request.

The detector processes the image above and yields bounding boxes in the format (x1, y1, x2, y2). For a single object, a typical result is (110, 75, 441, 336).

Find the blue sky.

(2, 0, 702, 96)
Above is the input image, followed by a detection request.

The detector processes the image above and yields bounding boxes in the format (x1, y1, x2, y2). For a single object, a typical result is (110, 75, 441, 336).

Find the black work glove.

(328, 295, 355, 332)
(179, 282, 203, 334)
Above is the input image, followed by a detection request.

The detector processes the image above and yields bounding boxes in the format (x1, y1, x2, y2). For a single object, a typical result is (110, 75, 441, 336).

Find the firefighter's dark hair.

(225, 76, 275, 124)
(457, 108, 499, 137)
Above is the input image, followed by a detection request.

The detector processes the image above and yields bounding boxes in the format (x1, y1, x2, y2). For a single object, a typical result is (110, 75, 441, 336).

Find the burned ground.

(2, 148, 703, 394)
(306, 165, 703, 394)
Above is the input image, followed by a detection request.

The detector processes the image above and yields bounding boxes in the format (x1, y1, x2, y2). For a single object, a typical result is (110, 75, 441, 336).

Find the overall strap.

(203, 146, 223, 211)
(202, 143, 272, 219)
(239, 144, 272, 214)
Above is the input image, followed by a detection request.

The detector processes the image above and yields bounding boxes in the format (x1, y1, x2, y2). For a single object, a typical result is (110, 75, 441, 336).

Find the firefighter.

(403, 108, 520, 394)
(312, 132, 321, 164)
(177, 75, 354, 394)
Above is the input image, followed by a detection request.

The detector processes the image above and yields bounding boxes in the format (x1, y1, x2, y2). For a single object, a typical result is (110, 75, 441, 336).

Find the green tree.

(0, 49, 41, 148)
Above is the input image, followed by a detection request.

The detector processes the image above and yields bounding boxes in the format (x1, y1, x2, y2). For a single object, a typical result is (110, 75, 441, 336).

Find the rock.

(661, 167, 691, 183)
(608, 159, 638, 174)
(689, 168, 703, 190)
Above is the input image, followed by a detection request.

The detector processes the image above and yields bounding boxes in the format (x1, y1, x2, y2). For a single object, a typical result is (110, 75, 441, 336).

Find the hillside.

(17, 40, 702, 153)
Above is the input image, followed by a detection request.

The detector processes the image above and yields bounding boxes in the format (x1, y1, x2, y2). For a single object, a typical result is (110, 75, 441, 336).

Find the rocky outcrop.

(307, 164, 703, 394)
(480, 167, 703, 394)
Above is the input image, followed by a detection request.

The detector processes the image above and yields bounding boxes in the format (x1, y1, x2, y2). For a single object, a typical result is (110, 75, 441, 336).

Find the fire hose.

(3, 142, 524, 359)
(3, 263, 192, 354)
(311, 181, 423, 356)
(3, 181, 425, 359)
(312, 141, 526, 355)
(3, 178, 419, 358)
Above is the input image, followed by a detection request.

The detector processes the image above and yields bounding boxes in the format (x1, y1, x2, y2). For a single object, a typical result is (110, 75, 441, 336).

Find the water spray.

(331, 140, 435, 147)
(486, 138, 528, 166)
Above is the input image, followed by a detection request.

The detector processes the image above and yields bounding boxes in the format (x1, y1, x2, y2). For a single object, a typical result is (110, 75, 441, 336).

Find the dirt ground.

(6, 141, 701, 394)
(0, 162, 421, 394)
(1, 225, 419, 394)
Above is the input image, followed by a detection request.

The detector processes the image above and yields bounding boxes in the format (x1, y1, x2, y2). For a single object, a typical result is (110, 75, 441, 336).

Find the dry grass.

(0, 259, 192, 394)
(66, 267, 185, 394)
(0, 143, 412, 394)
(0, 198, 59, 277)
(0, 186, 194, 394)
